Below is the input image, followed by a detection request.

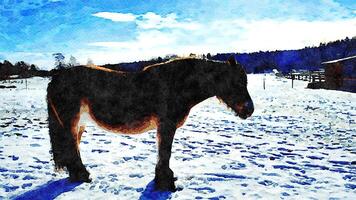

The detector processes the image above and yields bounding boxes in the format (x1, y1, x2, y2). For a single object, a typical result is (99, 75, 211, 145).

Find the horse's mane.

(142, 57, 195, 71)
(81, 58, 189, 73)
(84, 64, 125, 74)
(81, 57, 225, 74)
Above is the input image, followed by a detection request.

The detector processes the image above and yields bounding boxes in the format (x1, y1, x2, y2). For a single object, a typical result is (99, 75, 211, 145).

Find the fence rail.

(284, 71, 325, 83)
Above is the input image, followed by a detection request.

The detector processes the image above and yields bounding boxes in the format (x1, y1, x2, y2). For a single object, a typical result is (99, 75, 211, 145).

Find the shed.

(321, 55, 356, 92)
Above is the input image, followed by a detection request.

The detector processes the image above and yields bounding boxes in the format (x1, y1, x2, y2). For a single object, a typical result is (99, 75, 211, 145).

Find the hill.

(212, 37, 356, 73)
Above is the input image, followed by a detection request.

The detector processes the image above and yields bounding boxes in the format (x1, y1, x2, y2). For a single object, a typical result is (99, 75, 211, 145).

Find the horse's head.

(216, 56, 254, 119)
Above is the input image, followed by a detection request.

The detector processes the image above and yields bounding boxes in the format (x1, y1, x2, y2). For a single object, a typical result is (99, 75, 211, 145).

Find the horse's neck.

(183, 63, 223, 104)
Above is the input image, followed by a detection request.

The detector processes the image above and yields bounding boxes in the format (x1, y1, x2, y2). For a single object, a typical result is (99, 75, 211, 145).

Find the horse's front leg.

(155, 119, 177, 191)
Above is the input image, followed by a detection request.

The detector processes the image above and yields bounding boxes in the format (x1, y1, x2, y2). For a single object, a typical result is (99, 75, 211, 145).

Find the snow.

(321, 55, 356, 64)
(0, 75, 355, 199)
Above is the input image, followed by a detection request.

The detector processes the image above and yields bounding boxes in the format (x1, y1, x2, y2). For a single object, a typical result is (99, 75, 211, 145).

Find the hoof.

(154, 178, 176, 192)
(72, 176, 92, 183)
(154, 167, 176, 191)
(69, 169, 91, 183)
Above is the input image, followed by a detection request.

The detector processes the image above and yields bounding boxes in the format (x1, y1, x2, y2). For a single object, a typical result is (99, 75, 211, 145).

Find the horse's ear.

(227, 55, 237, 66)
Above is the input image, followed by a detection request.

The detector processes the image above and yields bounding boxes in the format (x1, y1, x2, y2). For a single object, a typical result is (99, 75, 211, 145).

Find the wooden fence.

(284, 71, 325, 83)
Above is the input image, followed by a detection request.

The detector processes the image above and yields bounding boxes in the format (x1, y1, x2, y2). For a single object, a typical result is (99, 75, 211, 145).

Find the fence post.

(291, 73, 294, 88)
(318, 73, 321, 82)
(309, 71, 311, 82)
(263, 74, 266, 90)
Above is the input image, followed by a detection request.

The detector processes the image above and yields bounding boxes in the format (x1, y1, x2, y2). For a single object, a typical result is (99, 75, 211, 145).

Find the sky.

(0, 0, 355, 69)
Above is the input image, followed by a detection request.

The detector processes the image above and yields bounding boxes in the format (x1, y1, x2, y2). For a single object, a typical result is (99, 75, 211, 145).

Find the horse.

(46, 56, 254, 191)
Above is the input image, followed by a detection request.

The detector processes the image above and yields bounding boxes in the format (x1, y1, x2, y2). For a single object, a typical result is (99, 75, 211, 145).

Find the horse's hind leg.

(155, 119, 177, 191)
(47, 95, 91, 182)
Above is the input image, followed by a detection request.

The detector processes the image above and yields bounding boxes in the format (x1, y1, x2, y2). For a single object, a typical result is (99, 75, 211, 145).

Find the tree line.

(212, 37, 355, 74)
(0, 60, 51, 80)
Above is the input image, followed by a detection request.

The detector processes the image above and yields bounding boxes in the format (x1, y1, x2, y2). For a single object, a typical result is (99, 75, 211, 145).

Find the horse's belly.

(79, 98, 158, 134)
(94, 115, 158, 134)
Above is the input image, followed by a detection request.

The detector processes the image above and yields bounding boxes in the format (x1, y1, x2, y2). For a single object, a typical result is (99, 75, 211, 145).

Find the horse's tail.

(47, 91, 67, 170)
(47, 78, 90, 182)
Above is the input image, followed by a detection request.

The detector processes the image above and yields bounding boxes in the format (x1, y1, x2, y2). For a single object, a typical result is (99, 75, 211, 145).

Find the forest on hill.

(0, 60, 50, 80)
(212, 37, 356, 73)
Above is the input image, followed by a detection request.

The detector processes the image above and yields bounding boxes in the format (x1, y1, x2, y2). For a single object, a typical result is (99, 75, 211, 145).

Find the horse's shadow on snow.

(139, 180, 173, 200)
(12, 178, 83, 200)
(12, 178, 173, 200)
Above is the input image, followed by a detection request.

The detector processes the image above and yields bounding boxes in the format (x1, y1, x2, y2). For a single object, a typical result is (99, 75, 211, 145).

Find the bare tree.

(87, 58, 94, 66)
(69, 55, 79, 67)
(52, 53, 66, 69)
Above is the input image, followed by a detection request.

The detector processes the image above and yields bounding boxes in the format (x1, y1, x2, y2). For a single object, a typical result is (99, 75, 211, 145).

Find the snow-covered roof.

(321, 55, 356, 65)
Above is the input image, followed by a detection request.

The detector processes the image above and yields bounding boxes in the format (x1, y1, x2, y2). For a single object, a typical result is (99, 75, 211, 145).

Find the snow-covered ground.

(0, 75, 355, 200)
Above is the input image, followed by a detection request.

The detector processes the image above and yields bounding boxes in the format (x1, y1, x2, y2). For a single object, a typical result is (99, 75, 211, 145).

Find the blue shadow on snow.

(139, 180, 172, 200)
(12, 178, 83, 200)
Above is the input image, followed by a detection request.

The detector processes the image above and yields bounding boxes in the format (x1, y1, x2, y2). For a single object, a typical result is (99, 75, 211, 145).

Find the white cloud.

(83, 17, 356, 65)
(93, 11, 200, 30)
(85, 30, 179, 64)
(137, 12, 201, 30)
(89, 30, 175, 49)
(232, 18, 356, 52)
(92, 12, 136, 22)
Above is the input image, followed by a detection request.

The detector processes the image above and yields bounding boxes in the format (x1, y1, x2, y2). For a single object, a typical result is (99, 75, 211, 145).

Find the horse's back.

(48, 66, 125, 97)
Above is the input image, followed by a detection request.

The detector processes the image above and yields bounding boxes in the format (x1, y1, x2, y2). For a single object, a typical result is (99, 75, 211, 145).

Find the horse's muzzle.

(237, 101, 254, 119)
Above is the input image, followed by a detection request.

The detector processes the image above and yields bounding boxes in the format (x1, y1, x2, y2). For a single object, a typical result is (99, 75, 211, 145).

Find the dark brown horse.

(46, 56, 254, 191)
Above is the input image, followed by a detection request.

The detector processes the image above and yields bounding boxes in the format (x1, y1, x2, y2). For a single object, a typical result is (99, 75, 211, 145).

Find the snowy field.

(0, 74, 355, 200)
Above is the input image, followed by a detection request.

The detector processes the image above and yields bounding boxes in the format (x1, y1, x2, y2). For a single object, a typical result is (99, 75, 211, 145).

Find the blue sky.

(0, 0, 355, 69)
